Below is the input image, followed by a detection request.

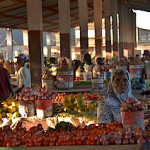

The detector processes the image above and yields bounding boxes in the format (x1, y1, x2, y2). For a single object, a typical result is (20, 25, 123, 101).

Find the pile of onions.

(120, 98, 144, 112)
(36, 87, 54, 100)
(16, 87, 36, 101)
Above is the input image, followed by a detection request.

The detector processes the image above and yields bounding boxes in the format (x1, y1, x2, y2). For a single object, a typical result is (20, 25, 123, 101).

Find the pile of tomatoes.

(0, 121, 149, 147)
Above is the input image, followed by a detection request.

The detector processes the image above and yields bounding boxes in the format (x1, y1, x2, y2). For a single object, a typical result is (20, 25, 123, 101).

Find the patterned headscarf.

(97, 68, 137, 123)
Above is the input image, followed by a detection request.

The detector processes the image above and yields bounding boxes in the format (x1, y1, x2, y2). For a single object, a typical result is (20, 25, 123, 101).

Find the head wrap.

(105, 68, 135, 106)
(97, 68, 137, 123)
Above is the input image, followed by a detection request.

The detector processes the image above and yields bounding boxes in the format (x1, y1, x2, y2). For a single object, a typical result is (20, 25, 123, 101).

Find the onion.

(29, 95, 35, 101)
(125, 132, 132, 139)
(115, 139, 122, 145)
(23, 96, 29, 101)
(37, 92, 43, 97)
(41, 96, 47, 100)
(137, 138, 146, 144)
(122, 139, 129, 145)
(129, 138, 135, 144)
(18, 96, 23, 101)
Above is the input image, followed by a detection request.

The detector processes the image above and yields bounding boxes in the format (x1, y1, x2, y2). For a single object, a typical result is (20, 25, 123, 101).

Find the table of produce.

(0, 87, 150, 149)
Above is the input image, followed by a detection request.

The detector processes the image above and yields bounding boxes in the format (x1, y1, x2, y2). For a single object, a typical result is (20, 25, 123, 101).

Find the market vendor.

(14, 54, 31, 94)
(97, 68, 137, 123)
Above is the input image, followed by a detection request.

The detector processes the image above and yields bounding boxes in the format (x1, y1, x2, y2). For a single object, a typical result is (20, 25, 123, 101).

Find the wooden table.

(25, 145, 141, 150)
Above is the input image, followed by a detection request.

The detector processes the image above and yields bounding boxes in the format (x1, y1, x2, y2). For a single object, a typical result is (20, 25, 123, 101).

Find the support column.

(58, 0, 71, 59)
(6, 29, 13, 61)
(46, 32, 51, 57)
(129, 10, 133, 57)
(105, 16, 111, 58)
(131, 12, 136, 57)
(118, 0, 125, 60)
(78, 0, 88, 60)
(23, 30, 29, 55)
(27, 0, 44, 88)
(94, 0, 102, 58)
(112, 0, 118, 57)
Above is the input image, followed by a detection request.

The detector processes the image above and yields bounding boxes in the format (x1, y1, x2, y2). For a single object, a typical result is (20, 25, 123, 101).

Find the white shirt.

(17, 65, 31, 88)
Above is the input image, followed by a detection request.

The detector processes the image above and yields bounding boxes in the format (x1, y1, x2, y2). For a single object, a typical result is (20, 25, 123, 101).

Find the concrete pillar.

(46, 33, 51, 57)
(111, 0, 118, 57)
(131, 12, 136, 56)
(78, 0, 89, 60)
(27, 0, 44, 88)
(94, 0, 102, 58)
(128, 10, 133, 57)
(23, 30, 29, 55)
(105, 16, 111, 58)
(58, 0, 71, 59)
(118, 0, 125, 60)
(6, 29, 13, 61)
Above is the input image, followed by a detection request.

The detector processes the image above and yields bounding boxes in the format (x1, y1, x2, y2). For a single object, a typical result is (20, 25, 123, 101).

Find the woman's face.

(112, 73, 129, 94)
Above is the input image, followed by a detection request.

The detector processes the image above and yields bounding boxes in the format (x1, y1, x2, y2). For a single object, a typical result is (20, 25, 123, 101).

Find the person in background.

(72, 59, 82, 80)
(97, 68, 137, 123)
(49, 57, 58, 81)
(0, 59, 15, 101)
(14, 54, 31, 94)
(83, 53, 93, 73)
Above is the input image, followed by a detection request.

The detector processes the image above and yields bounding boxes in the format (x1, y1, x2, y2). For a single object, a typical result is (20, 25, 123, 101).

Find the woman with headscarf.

(97, 68, 137, 123)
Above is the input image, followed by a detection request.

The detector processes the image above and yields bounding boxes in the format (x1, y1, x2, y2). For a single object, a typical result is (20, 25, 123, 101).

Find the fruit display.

(16, 87, 36, 102)
(51, 92, 103, 115)
(36, 87, 53, 100)
(121, 98, 145, 130)
(0, 97, 19, 119)
(52, 93, 66, 103)
(0, 121, 149, 147)
(52, 92, 103, 103)
(120, 98, 144, 112)
(83, 92, 103, 101)
(63, 93, 97, 114)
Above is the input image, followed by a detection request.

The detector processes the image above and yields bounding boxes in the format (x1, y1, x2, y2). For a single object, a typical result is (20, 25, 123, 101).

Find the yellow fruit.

(0, 108, 2, 113)
(7, 113, 12, 118)
(0, 113, 2, 119)
(2, 106, 7, 112)
(12, 112, 19, 118)
(2, 112, 6, 117)
(8, 106, 16, 113)
(2, 101, 7, 105)
(12, 101, 18, 107)
(6, 98, 13, 106)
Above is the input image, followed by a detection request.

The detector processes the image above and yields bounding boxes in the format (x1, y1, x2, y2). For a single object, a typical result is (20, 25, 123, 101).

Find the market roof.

(0, 0, 150, 32)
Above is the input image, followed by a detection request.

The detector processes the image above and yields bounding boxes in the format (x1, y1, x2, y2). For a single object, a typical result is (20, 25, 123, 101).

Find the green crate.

(0, 147, 25, 150)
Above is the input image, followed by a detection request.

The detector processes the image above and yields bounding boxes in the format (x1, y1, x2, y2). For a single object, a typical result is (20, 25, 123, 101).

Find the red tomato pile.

(0, 121, 149, 147)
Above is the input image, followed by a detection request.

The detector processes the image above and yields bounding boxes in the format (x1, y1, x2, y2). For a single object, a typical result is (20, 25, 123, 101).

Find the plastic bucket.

(57, 71, 74, 89)
(121, 111, 145, 130)
(83, 72, 92, 81)
(36, 100, 53, 118)
(19, 101, 35, 117)
(42, 79, 54, 90)
(129, 65, 143, 79)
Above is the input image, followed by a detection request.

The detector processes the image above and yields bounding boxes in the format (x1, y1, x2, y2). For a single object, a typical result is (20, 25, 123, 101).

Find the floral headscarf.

(97, 68, 137, 123)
